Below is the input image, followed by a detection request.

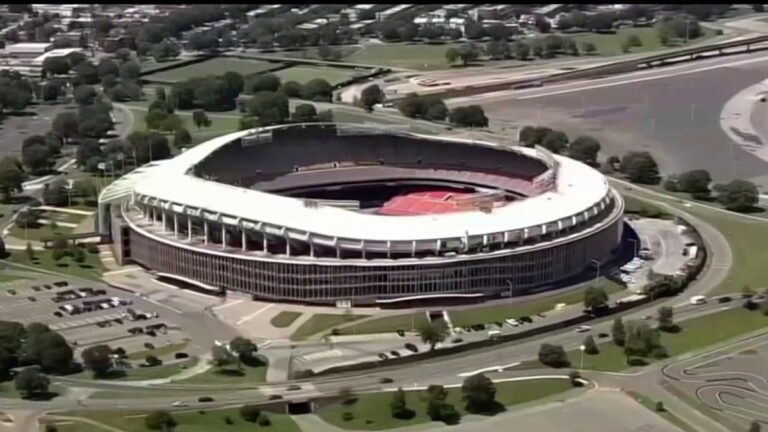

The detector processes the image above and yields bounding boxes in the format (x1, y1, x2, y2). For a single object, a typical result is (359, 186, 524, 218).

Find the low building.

(4, 42, 53, 58)
(534, 4, 568, 18)
(376, 4, 414, 21)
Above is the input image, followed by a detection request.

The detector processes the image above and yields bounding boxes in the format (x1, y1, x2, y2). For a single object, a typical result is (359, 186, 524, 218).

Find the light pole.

(628, 238, 638, 258)
(579, 344, 586, 369)
(589, 259, 600, 285)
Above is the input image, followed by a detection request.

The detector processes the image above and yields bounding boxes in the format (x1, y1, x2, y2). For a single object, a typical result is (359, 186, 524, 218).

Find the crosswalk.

(52, 313, 124, 331)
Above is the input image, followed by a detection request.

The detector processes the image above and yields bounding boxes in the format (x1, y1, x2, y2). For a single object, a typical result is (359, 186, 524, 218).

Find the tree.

(512, 41, 530, 60)
(519, 125, 552, 146)
(0, 157, 25, 203)
(541, 130, 569, 154)
(173, 127, 192, 148)
(657, 306, 677, 332)
(245, 73, 281, 94)
(14, 368, 50, 398)
(245, 91, 289, 125)
(486, 40, 510, 60)
(144, 410, 176, 431)
(425, 102, 448, 121)
(750, 420, 762, 432)
(240, 404, 261, 423)
(155, 87, 167, 102)
(568, 136, 601, 164)
(150, 40, 181, 62)
(583, 335, 599, 355)
(127, 131, 171, 164)
(676, 169, 711, 194)
(188, 32, 219, 52)
(282, 81, 303, 98)
(193, 77, 233, 111)
(448, 105, 488, 128)
(620, 151, 660, 185)
(52, 112, 79, 145)
(715, 179, 759, 212)
(210, 344, 236, 371)
(229, 336, 257, 358)
(302, 78, 333, 102)
(390, 387, 413, 419)
(97, 58, 119, 79)
(119, 61, 142, 81)
(418, 320, 449, 351)
(22, 135, 51, 174)
(73, 85, 97, 105)
(426, 384, 460, 425)
(192, 110, 211, 129)
(41, 81, 62, 102)
(462, 373, 497, 414)
(583, 285, 608, 311)
(42, 180, 67, 206)
(292, 103, 318, 122)
(220, 71, 244, 100)
(626, 34, 643, 48)
(581, 41, 597, 55)
(538, 343, 570, 368)
(74, 61, 99, 85)
(612, 317, 626, 347)
(42, 56, 70, 76)
(81, 345, 113, 377)
(114, 48, 132, 62)
(360, 84, 384, 112)
(623, 320, 664, 358)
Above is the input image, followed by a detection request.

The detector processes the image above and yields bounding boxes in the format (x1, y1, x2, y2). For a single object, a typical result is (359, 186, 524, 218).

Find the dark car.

(53, 281, 69, 287)
(198, 396, 214, 403)
(43, 284, 53, 290)
(268, 394, 283, 400)
(389, 350, 401, 358)
(287, 384, 301, 391)
(378, 353, 389, 360)
(717, 296, 732, 304)
(53, 311, 63, 318)
(404, 343, 419, 353)
(27, 296, 37, 302)
(379, 377, 394, 384)
(597, 332, 610, 339)
(31, 286, 41, 292)
(519, 316, 533, 324)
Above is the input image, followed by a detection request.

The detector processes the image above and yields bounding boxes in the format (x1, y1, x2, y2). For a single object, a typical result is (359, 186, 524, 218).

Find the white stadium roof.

(124, 126, 610, 243)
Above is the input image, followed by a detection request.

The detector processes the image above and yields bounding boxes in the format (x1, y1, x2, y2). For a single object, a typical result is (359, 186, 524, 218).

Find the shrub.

(342, 412, 354, 422)
(655, 401, 665, 412)
(224, 416, 234, 425)
(258, 414, 271, 426)
(626, 356, 648, 366)
(568, 370, 583, 387)
(240, 404, 261, 423)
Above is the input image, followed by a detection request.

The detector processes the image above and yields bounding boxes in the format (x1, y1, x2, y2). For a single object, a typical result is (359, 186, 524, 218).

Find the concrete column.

(173, 213, 178, 238)
(221, 224, 226, 249)
(204, 220, 209, 245)
(309, 237, 314, 258)
(241, 229, 246, 252)
(386, 241, 391, 259)
(262, 231, 267, 252)
(361, 240, 366, 259)
(162, 211, 166, 231)
(187, 217, 192, 241)
(285, 235, 291, 256)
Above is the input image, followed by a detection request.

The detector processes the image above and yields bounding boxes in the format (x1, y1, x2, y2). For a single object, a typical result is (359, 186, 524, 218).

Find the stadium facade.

(98, 123, 625, 306)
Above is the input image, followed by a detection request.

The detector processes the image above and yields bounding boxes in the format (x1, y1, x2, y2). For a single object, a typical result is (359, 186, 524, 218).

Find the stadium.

(97, 123, 625, 306)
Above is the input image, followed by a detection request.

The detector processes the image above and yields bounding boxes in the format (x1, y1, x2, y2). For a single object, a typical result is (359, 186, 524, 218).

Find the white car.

(576, 325, 591, 333)
(172, 401, 188, 407)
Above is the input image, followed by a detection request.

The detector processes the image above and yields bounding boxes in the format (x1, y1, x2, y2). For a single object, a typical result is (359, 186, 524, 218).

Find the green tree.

(390, 387, 413, 419)
(623, 320, 664, 358)
(448, 105, 488, 128)
(173, 127, 192, 148)
(244, 73, 281, 94)
(144, 410, 176, 431)
(81, 344, 113, 378)
(541, 130, 569, 154)
(97, 58, 119, 79)
(245, 91, 289, 125)
(25, 242, 34, 260)
(512, 41, 530, 60)
(657, 306, 677, 332)
(620, 151, 660, 185)
(119, 60, 142, 81)
(418, 320, 449, 351)
(568, 136, 601, 164)
(14, 368, 50, 398)
(210, 344, 236, 371)
(281, 81, 303, 98)
(52, 112, 79, 145)
(360, 84, 384, 112)
(291, 103, 318, 122)
(626, 34, 643, 48)
(461, 373, 497, 414)
(715, 179, 759, 212)
(676, 169, 711, 194)
(538, 343, 570, 368)
(302, 78, 333, 102)
(612, 317, 626, 347)
(240, 404, 261, 423)
(583, 285, 608, 311)
(229, 336, 257, 358)
(192, 110, 211, 129)
(583, 334, 599, 355)
(74, 61, 99, 85)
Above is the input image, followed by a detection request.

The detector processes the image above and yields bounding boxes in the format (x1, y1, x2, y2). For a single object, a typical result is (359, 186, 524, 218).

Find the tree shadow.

(93, 369, 128, 380)
(213, 369, 245, 377)
(23, 391, 59, 401)
(78, 264, 94, 269)
(55, 263, 70, 268)
(660, 324, 681, 334)
(468, 401, 506, 417)
(392, 409, 416, 420)
(737, 206, 766, 214)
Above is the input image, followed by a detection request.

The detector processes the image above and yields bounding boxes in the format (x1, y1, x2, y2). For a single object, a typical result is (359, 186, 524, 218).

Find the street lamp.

(628, 238, 638, 258)
(589, 259, 600, 285)
(579, 344, 586, 369)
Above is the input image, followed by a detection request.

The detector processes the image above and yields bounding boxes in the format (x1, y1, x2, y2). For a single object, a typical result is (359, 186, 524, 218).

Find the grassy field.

(345, 42, 464, 70)
(126, 341, 190, 360)
(570, 26, 718, 56)
(7, 224, 74, 241)
(346, 279, 624, 335)
(70, 359, 198, 381)
(176, 361, 267, 386)
(56, 407, 301, 432)
(8, 248, 104, 281)
(129, 107, 240, 152)
(143, 58, 283, 83)
(270, 311, 303, 328)
(139, 58, 190, 74)
(625, 390, 698, 432)
(556, 308, 768, 372)
(0, 274, 29, 283)
(318, 378, 573, 430)
(274, 65, 360, 85)
(291, 313, 369, 340)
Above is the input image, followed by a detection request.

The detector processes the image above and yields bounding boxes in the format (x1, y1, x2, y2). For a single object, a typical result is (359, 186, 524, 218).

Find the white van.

(488, 330, 501, 339)
(689, 295, 707, 305)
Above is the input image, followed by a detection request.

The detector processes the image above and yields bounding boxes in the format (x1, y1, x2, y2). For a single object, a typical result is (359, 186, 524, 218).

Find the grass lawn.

(69, 358, 198, 381)
(345, 42, 465, 70)
(57, 407, 301, 432)
(139, 58, 190, 74)
(48, 421, 106, 432)
(126, 341, 190, 360)
(557, 308, 768, 372)
(8, 248, 104, 281)
(625, 390, 698, 432)
(571, 26, 718, 56)
(318, 378, 573, 430)
(274, 65, 359, 85)
(347, 279, 624, 335)
(7, 224, 74, 242)
(176, 361, 267, 386)
(129, 108, 240, 151)
(291, 313, 369, 340)
(143, 58, 284, 83)
(270, 311, 302, 328)
(0, 273, 29, 283)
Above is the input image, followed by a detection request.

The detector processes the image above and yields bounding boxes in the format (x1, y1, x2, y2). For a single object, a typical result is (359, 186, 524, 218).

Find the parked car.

(597, 332, 609, 339)
(287, 384, 301, 391)
(717, 296, 732, 304)
(198, 396, 214, 403)
(389, 351, 401, 358)
(378, 353, 388, 360)
(171, 401, 188, 407)
(379, 377, 394, 384)
(27, 296, 36, 302)
(404, 343, 419, 353)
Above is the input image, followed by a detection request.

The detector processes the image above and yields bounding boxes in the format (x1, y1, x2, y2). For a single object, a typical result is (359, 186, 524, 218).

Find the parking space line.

(236, 303, 275, 326)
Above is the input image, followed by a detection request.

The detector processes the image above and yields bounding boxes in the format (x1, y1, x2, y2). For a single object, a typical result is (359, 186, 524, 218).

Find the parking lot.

(0, 275, 193, 362)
